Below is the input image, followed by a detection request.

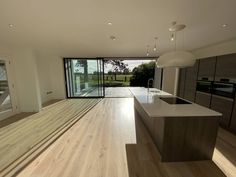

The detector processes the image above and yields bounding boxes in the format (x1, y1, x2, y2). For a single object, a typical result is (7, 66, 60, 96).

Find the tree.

(123, 68, 130, 74)
(104, 60, 128, 80)
(130, 61, 155, 87)
(75, 59, 88, 83)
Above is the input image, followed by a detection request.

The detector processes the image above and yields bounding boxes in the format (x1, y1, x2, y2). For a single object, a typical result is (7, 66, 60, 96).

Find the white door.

(0, 57, 18, 120)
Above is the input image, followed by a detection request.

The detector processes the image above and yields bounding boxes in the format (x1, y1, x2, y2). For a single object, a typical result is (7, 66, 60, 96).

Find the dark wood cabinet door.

(230, 94, 236, 134)
(195, 91, 211, 108)
(210, 95, 234, 128)
(178, 68, 186, 98)
(183, 61, 199, 102)
(215, 53, 236, 81)
(198, 57, 216, 81)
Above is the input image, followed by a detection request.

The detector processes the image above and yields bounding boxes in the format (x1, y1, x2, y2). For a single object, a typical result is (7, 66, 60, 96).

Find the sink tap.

(147, 78, 154, 93)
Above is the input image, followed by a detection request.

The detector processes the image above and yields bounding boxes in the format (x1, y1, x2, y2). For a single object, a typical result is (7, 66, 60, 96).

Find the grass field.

(104, 74, 133, 87)
(74, 74, 133, 87)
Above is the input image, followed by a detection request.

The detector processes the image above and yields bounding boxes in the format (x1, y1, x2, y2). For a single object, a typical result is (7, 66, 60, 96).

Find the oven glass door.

(212, 82, 235, 98)
(196, 81, 212, 93)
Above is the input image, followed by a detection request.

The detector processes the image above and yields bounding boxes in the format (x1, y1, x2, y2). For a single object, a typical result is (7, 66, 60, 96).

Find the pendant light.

(170, 33, 175, 41)
(146, 45, 150, 56)
(156, 21, 196, 68)
(153, 37, 158, 51)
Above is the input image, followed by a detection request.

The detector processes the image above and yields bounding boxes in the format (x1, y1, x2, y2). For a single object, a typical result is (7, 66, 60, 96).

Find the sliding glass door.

(64, 58, 105, 98)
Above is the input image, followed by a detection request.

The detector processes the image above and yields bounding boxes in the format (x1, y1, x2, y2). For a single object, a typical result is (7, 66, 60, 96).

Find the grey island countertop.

(129, 87, 222, 118)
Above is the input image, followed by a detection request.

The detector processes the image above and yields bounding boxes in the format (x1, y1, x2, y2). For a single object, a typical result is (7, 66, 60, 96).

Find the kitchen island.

(130, 87, 222, 162)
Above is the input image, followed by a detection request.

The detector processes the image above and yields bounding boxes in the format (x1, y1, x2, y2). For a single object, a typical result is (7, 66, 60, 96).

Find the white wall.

(154, 66, 162, 89)
(50, 56, 66, 99)
(14, 50, 42, 112)
(35, 53, 53, 104)
(35, 54, 66, 104)
(162, 67, 179, 95)
(192, 38, 236, 59)
(0, 45, 67, 115)
(0, 46, 42, 112)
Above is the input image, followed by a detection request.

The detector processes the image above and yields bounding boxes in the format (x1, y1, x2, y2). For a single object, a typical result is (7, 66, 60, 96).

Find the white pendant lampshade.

(156, 50, 196, 68)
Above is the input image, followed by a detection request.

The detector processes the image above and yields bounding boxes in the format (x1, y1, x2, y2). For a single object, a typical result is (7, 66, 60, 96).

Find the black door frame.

(63, 58, 105, 98)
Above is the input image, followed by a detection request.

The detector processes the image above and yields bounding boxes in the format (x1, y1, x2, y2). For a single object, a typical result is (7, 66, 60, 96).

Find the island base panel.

(134, 105, 220, 162)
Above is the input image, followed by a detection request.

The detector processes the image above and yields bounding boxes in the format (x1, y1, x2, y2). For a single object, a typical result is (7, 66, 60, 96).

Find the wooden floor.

(42, 99, 62, 108)
(0, 99, 100, 176)
(213, 128, 236, 177)
(15, 98, 236, 177)
(0, 112, 35, 129)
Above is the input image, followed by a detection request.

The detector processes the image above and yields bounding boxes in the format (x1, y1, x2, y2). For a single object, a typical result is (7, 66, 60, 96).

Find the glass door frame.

(0, 57, 18, 120)
(63, 58, 105, 98)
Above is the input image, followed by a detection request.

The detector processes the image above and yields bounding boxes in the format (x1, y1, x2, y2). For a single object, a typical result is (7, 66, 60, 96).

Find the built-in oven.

(196, 80, 212, 93)
(212, 82, 236, 98)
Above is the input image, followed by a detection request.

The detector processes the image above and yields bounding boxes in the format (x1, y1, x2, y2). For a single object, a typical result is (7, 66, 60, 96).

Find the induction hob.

(159, 97, 191, 104)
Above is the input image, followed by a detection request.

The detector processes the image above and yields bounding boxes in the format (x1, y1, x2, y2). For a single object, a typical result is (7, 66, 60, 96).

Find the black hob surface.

(159, 97, 191, 104)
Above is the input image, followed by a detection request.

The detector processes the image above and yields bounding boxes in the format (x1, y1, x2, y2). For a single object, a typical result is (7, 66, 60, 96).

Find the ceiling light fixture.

(170, 33, 175, 41)
(146, 45, 150, 56)
(168, 21, 186, 32)
(222, 24, 228, 28)
(156, 21, 196, 68)
(108, 22, 112, 26)
(153, 37, 158, 51)
(9, 24, 14, 28)
(110, 35, 116, 40)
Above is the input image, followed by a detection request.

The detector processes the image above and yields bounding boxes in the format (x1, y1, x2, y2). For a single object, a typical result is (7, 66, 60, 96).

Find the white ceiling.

(0, 0, 236, 57)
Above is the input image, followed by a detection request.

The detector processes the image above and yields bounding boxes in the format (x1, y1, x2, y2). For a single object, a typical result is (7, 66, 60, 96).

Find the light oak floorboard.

(16, 98, 235, 177)
(0, 99, 100, 176)
(0, 112, 36, 129)
(42, 99, 63, 108)
(213, 128, 236, 177)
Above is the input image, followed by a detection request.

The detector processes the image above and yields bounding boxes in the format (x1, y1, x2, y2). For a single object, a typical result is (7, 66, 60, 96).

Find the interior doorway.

(0, 58, 17, 120)
(0, 61, 11, 111)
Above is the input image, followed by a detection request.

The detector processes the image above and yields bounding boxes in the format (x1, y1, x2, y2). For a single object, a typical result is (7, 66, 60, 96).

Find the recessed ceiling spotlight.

(108, 22, 112, 26)
(9, 24, 14, 28)
(222, 24, 228, 28)
(110, 35, 116, 40)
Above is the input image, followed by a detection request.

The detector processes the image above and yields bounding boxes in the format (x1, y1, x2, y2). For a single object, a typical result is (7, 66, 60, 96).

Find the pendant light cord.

(175, 31, 177, 51)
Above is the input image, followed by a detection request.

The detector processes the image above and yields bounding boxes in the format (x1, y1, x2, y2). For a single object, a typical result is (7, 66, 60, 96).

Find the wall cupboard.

(197, 57, 216, 81)
(177, 53, 236, 133)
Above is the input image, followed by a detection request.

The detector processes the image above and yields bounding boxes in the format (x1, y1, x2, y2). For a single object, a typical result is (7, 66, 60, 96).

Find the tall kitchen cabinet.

(178, 69, 186, 98)
(195, 57, 216, 108)
(183, 61, 199, 102)
(177, 61, 198, 102)
(211, 95, 234, 128)
(212, 54, 236, 131)
(177, 53, 236, 134)
(210, 54, 236, 128)
(215, 53, 236, 80)
(230, 94, 236, 134)
(197, 57, 216, 81)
